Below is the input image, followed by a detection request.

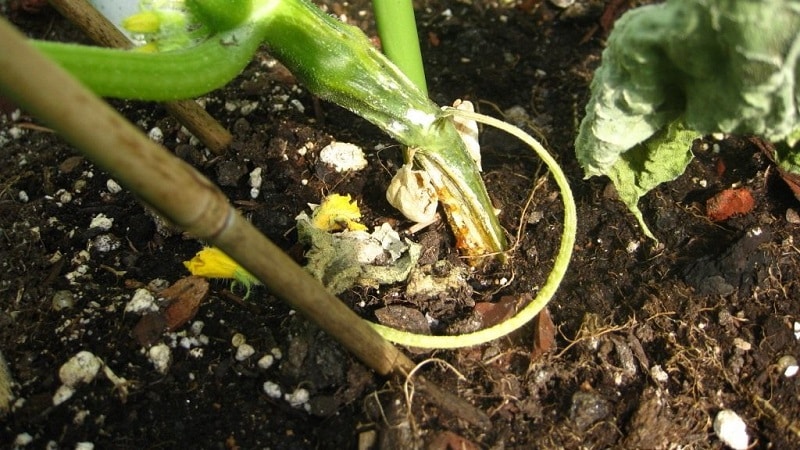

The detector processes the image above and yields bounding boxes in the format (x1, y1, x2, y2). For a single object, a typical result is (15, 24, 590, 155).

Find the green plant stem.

(370, 108, 577, 348)
(372, 0, 427, 94)
(49, 0, 233, 154)
(259, 0, 434, 146)
(256, 0, 507, 260)
(412, 124, 508, 260)
(33, 24, 264, 100)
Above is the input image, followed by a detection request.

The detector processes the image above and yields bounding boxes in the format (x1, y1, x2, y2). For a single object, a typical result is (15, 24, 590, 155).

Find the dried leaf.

(473, 295, 520, 328)
(386, 164, 438, 224)
(531, 308, 556, 360)
(161, 276, 209, 331)
(131, 276, 209, 346)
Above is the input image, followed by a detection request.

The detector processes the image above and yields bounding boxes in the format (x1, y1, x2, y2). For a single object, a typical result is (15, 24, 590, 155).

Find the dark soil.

(2, 1, 800, 448)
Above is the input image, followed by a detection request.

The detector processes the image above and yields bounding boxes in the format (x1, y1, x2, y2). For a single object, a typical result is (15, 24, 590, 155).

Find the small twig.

(48, 0, 232, 154)
(403, 358, 467, 410)
(511, 173, 548, 254)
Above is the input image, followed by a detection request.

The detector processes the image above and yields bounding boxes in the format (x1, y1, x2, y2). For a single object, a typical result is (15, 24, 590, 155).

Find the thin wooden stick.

(0, 16, 412, 377)
(48, 0, 233, 154)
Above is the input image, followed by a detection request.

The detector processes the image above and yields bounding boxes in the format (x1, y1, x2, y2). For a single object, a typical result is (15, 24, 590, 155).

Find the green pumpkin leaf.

(607, 120, 699, 239)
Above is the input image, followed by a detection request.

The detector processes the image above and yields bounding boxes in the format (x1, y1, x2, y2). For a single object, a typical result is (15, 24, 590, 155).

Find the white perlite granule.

(713, 409, 749, 450)
(319, 142, 367, 172)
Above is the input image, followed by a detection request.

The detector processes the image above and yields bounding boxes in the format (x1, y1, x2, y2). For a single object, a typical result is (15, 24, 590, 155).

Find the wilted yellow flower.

(183, 247, 259, 297)
(121, 5, 196, 53)
(122, 11, 162, 34)
(134, 42, 160, 53)
(311, 194, 368, 232)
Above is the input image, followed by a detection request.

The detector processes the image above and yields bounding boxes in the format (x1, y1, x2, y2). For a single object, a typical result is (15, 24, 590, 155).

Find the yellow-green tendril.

(368, 108, 576, 348)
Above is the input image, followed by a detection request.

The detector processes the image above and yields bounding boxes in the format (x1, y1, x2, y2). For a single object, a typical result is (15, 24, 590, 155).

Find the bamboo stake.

(48, 0, 233, 154)
(0, 16, 413, 377)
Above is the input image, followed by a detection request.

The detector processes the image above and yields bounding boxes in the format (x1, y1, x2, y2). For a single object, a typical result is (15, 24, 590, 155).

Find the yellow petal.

(310, 194, 366, 232)
(133, 42, 161, 53)
(122, 11, 162, 34)
(183, 247, 240, 279)
(345, 220, 368, 232)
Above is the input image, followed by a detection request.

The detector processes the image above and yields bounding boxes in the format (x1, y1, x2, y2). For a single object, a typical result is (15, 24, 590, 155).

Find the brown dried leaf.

(777, 168, 800, 201)
(161, 276, 209, 331)
(749, 135, 800, 201)
(132, 276, 211, 347)
(473, 294, 521, 328)
(531, 307, 556, 360)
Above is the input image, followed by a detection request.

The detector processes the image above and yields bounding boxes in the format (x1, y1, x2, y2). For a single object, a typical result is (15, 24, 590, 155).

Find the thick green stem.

(33, 24, 264, 100)
(372, 0, 428, 94)
(259, 0, 506, 259)
(414, 120, 508, 260)
(259, 0, 436, 147)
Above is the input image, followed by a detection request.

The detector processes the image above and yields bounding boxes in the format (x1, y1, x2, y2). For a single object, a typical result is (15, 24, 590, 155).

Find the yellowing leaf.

(310, 194, 367, 232)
